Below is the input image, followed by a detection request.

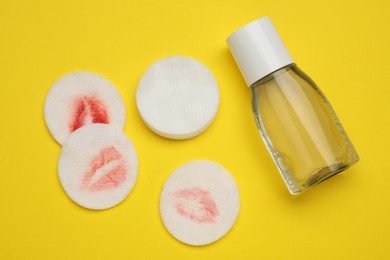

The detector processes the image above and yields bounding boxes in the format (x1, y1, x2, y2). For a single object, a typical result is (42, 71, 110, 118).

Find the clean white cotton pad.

(44, 72, 126, 145)
(58, 124, 138, 210)
(136, 56, 220, 139)
(160, 160, 240, 246)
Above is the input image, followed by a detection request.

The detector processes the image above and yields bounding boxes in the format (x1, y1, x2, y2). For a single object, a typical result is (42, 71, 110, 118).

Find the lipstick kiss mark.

(172, 187, 219, 223)
(81, 146, 127, 192)
(69, 95, 109, 133)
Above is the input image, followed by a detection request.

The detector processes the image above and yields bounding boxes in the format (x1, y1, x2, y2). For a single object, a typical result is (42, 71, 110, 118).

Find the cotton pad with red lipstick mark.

(160, 160, 240, 246)
(44, 72, 126, 144)
(58, 124, 138, 210)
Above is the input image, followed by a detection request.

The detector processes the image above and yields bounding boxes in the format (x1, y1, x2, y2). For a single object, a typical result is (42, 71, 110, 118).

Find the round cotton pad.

(58, 124, 138, 210)
(136, 56, 220, 139)
(160, 160, 240, 246)
(44, 72, 126, 144)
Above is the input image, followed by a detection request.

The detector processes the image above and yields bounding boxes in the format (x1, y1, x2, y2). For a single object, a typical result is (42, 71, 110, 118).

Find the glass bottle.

(226, 17, 359, 194)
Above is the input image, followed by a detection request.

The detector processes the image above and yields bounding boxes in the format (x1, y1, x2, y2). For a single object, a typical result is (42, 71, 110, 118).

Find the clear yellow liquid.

(251, 65, 359, 194)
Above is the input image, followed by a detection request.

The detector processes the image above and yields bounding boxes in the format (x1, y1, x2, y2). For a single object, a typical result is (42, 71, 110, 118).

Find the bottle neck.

(250, 63, 296, 89)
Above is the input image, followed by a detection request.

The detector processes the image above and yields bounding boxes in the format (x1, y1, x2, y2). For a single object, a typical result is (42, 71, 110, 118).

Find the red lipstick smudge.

(173, 187, 219, 223)
(81, 146, 127, 192)
(69, 96, 109, 132)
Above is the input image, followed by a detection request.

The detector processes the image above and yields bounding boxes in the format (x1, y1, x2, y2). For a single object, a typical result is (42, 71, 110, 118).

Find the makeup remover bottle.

(227, 17, 359, 194)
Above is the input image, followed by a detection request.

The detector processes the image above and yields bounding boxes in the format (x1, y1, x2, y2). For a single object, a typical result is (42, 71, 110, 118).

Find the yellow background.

(1, 0, 389, 259)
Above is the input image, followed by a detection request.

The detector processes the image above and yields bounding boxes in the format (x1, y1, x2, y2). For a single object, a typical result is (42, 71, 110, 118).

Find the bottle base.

(288, 161, 358, 195)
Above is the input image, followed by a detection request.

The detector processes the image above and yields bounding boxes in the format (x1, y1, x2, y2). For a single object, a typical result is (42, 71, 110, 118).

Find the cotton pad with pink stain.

(44, 72, 126, 144)
(160, 160, 240, 246)
(58, 124, 138, 210)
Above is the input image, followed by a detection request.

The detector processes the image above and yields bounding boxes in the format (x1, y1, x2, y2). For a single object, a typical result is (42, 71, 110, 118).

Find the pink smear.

(173, 187, 219, 224)
(81, 146, 127, 192)
(69, 95, 109, 132)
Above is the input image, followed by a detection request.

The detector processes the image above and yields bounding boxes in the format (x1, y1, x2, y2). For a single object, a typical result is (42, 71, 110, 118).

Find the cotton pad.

(160, 160, 240, 246)
(44, 72, 126, 144)
(58, 124, 138, 210)
(136, 56, 220, 139)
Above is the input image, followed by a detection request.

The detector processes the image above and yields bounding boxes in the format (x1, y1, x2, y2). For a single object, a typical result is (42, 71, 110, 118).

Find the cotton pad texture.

(160, 160, 240, 246)
(58, 124, 138, 210)
(136, 56, 220, 139)
(44, 72, 126, 144)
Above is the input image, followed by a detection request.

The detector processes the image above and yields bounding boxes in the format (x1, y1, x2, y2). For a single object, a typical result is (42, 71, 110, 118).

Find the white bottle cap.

(226, 17, 294, 87)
